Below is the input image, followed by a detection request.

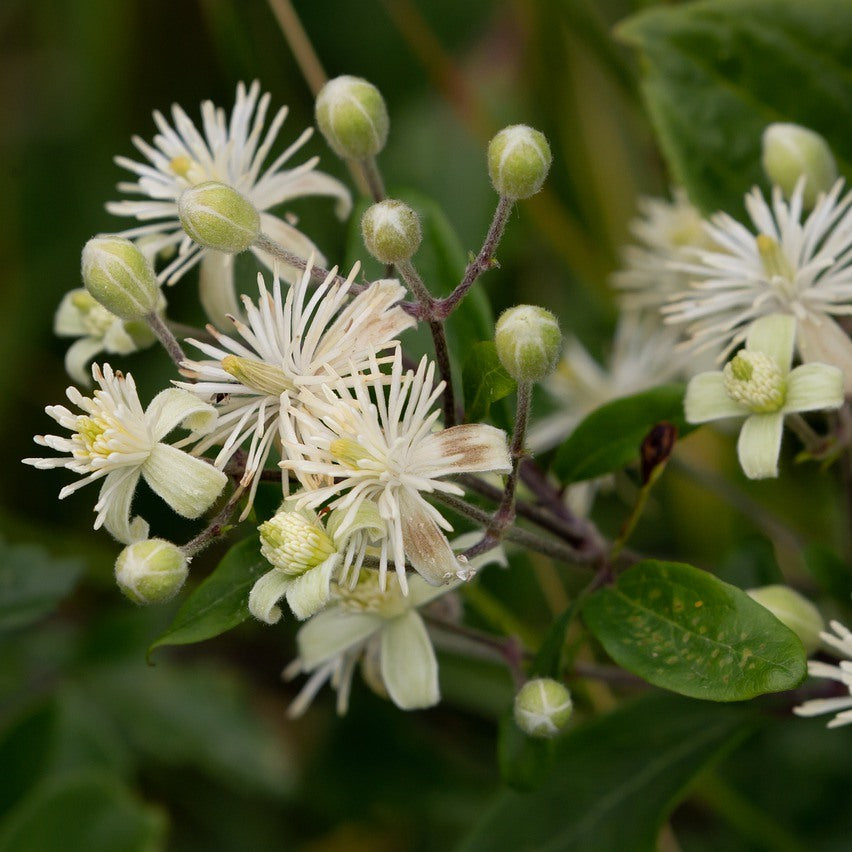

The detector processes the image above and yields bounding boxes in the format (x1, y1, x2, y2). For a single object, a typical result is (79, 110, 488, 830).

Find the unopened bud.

(115, 539, 188, 605)
(747, 585, 824, 655)
(315, 76, 389, 160)
(178, 181, 260, 253)
(488, 125, 552, 200)
(81, 236, 160, 321)
(762, 123, 837, 208)
(495, 305, 561, 383)
(361, 200, 422, 264)
(259, 511, 336, 576)
(514, 677, 573, 738)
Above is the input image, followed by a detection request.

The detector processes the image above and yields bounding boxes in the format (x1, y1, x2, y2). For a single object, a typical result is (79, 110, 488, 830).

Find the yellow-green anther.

(756, 234, 794, 284)
(220, 355, 293, 396)
(723, 351, 786, 413)
(259, 511, 336, 576)
(329, 438, 370, 469)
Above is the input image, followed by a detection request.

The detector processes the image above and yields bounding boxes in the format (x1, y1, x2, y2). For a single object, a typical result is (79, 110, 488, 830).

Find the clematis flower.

(664, 179, 852, 388)
(54, 288, 160, 386)
(794, 620, 852, 729)
(279, 351, 512, 591)
(250, 502, 385, 623)
(684, 313, 843, 479)
(24, 364, 227, 543)
(175, 258, 414, 511)
(106, 81, 351, 326)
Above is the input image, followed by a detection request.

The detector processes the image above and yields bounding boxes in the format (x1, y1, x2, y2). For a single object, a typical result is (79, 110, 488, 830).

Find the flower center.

(756, 234, 796, 300)
(329, 438, 372, 469)
(339, 570, 407, 617)
(71, 291, 117, 337)
(221, 355, 293, 396)
(169, 155, 207, 185)
(72, 404, 150, 467)
(723, 351, 786, 413)
(259, 511, 336, 576)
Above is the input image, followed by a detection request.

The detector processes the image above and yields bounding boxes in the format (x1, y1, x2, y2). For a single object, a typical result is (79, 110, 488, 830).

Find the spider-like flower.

(528, 311, 687, 453)
(176, 259, 415, 511)
(794, 620, 852, 729)
(280, 351, 512, 591)
(24, 364, 227, 544)
(664, 179, 852, 387)
(106, 81, 351, 325)
(612, 188, 712, 312)
(685, 313, 843, 479)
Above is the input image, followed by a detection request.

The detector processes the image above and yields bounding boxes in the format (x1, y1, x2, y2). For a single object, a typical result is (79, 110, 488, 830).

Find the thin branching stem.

(146, 310, 186, 366)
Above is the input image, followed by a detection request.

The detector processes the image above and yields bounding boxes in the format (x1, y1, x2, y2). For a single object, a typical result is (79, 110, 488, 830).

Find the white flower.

(664, 179, 852, 387)
(528, 311, 687, 453)
(106, 81, 352, 326)
(612, 188, 712, 312)
(250, 502, 385, 623)
(175, 259, 414, 512)
(24, 363, 227, 543)
(280, 351, 512, 591)
(685, 313, 843, 479)
(283, 571, 456, 716)
(794, 620, 852, 728)
(54, 288, 162, 386)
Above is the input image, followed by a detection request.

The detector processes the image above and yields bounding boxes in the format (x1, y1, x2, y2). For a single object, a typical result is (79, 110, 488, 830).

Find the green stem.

(359, 156, 386, 201)
(145, 310, 186, 366)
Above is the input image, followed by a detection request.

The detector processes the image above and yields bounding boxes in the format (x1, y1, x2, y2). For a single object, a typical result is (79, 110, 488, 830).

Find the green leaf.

(616, 0, 852, 215)
(148, 535, 266, 656)
(805, 541, 852, 602)
(583, 560, 807, 701)
(462, 691, 755, 852)
(462, 342, 516, 423)
(0, 539, 83, 633)
(0, 772, 166, 852)
(552, 384, 692, 484)
(497, 707, 556, 792)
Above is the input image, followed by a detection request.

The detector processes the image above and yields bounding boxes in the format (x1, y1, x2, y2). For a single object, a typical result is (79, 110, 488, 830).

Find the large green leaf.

(583, 560, 807, 701)
(148, 535, 265, 655)
(462, 341, 516, 424)
(617, 0, 852, 215)
(0, 540, 83, 633)
(0, 772, 166, 852)
(552, 384, 690, 484)
(462, 691, 754, 852)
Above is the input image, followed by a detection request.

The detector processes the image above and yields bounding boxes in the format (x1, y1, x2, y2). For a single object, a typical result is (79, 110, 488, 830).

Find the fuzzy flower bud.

(115, 539, 188, 605)
(315, 75, 389, 160)
(259, 511, 336, 577)
(487, 125, 552, 200)
(81, 236, 160, 321)
(178, 181, 260, 253)
(747, 585, 824, 655)
(361, 200, 422, 264)
(762, 123, 837, 208)
(495, 305, 561, 383)
(514, 678, 573, 738)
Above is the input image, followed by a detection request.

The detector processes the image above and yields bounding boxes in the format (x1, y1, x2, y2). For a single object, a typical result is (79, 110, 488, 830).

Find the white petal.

(145, 388, 219, 441)
(54, 290, 88, 336)
(419, 424, 512, 477)
(64, 337, 104, 386)
(406, 572, 463, 608)
(260, 170, 352, 219)
(745, 313, 795, 371)
(98, 468, 148, 544)
(380, 610, 440, 710)
(296, 607, 382, 669)
(793, 696, 852, 717)
(285, 556, 338, 620)
(784, 364, 844, 413)
(248, 570, 292, 624)
(102, 320, 138, 354)
(251, 213, 327, 285)
(737, 413, 784, 479)
(684, 372, 747, 423)
(399, 490, 463, 586)
(796, 313, 852, 393)
(199, 252, 242, 329)
(141, 443, 228, 518)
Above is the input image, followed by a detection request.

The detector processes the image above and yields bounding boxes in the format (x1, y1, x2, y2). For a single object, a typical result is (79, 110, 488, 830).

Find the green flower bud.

(115, 539, 188, 605)
(259, 510, 336, 577)
(361, 200, 422, 264)
(747, 585, 824, 655)
(315, 75, 389, 160)
(514, 678, 573, 739)
(762, 123, 837, 208)
(495, 305, 561, 383)
(81, 236, 160, 321)
(487, 125, 552, 200)
(178, 181, 260, 253)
